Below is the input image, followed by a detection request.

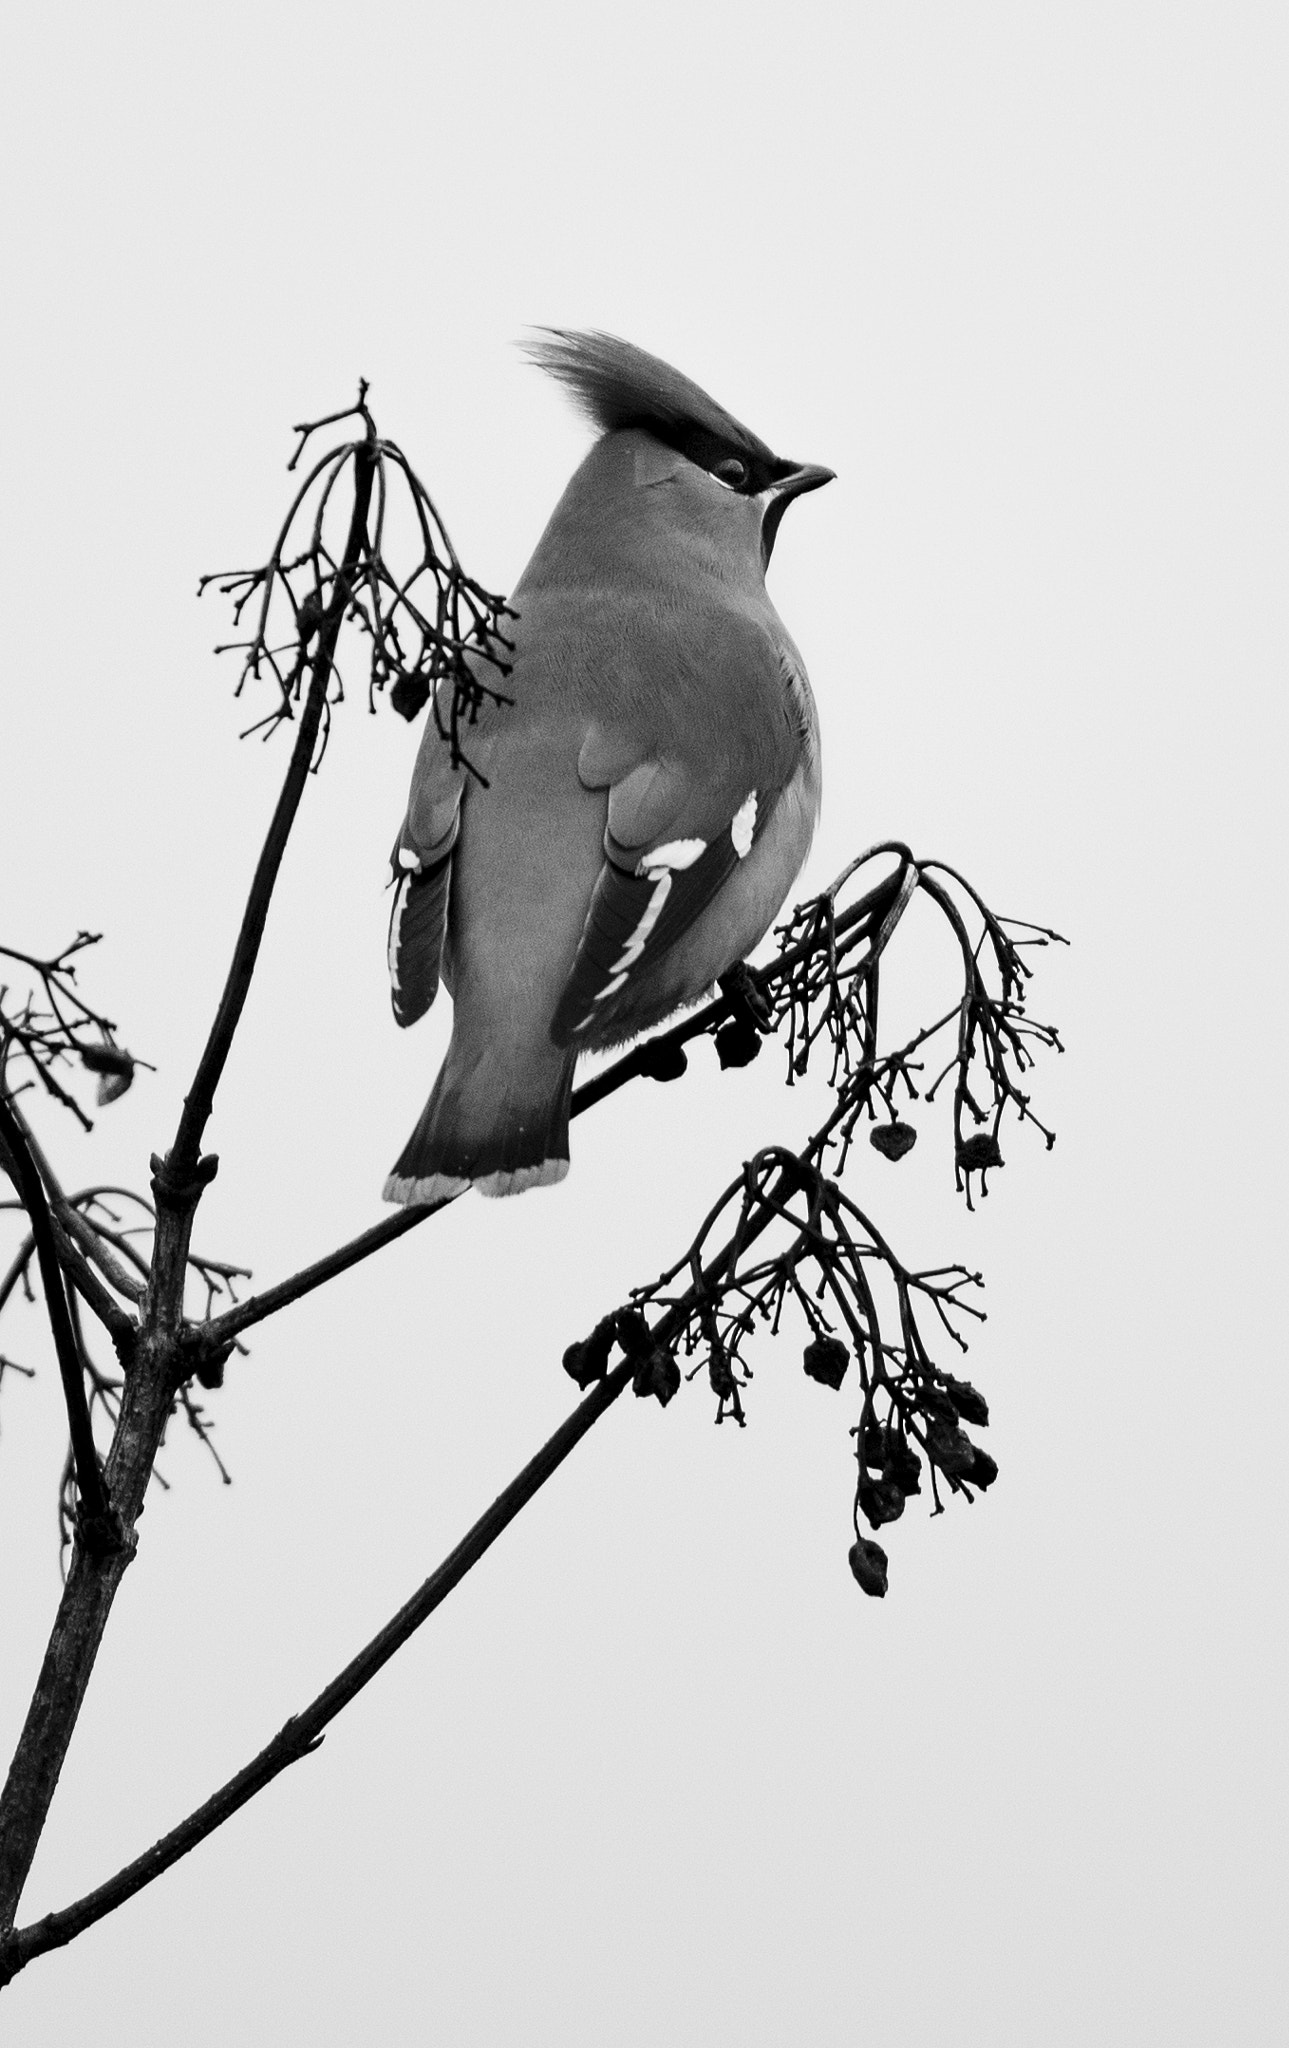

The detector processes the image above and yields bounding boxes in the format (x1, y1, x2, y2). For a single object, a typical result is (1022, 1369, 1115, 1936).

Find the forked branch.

(0, 391, 1065, 1989)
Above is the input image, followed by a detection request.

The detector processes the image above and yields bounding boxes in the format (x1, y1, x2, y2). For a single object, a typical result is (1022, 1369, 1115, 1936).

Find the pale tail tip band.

(381, 1158, 569, 1207)
(381, 1170, 470, 1209)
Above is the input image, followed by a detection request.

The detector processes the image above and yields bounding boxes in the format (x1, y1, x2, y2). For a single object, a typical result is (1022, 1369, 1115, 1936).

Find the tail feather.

(383, 1037, 576, 1207)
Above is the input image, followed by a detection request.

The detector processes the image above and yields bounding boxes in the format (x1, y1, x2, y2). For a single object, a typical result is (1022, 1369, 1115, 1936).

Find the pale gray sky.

(2, 3, 1285, 2043)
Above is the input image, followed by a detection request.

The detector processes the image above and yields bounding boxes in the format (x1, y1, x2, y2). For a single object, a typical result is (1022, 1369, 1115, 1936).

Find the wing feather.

(549, 791, 778, 1046)
(387, 685, 469, 1027)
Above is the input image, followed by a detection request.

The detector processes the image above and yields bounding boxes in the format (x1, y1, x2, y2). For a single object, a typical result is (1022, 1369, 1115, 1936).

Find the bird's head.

(523, 328, 833, 575)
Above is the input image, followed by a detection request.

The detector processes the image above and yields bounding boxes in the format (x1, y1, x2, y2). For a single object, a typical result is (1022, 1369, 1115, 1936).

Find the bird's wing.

(387, 686, 470, 1027)
(550, 634, 804, 1046)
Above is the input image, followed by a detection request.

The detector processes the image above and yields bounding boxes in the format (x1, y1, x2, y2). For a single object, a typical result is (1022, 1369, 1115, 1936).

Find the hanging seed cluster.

(200, 384, 517, 779)
(561, 846, 1065, 1601)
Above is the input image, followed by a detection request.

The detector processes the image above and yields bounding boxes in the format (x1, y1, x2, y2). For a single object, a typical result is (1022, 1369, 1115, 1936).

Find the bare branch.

(0, 1093, 121, 1553)
(47, 1221, 135, 1347)
(55, 1195, 147, 1303)
(0, 1359, 633, 1984)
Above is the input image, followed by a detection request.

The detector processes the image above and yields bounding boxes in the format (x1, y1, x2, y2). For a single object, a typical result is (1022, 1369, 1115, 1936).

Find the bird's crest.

(523, 329, 776, 465)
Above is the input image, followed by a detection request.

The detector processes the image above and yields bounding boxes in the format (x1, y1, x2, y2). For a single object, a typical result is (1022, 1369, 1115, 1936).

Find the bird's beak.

(761, 461, 835, 564)
(773, 462, 836, 505)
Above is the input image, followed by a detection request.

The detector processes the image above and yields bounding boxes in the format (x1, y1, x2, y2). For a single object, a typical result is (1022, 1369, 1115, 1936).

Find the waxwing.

(384, 329, 832, 1204)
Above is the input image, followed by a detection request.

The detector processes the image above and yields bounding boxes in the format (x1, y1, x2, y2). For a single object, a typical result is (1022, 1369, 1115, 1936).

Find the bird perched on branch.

(383, 329, 833, 1205)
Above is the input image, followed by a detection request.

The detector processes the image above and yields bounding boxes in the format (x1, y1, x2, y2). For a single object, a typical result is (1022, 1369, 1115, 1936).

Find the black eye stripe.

(645, 420, 794, 497)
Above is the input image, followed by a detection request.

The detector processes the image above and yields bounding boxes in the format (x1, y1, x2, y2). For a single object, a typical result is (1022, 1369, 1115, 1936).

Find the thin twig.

(166, 442, 378, 1189)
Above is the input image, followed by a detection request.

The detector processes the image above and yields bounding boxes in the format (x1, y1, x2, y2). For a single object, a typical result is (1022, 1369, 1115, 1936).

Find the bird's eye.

(711, 457, 748, 489)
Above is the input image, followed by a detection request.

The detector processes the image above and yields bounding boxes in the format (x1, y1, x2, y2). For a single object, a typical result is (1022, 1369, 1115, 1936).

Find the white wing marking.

(731, 791, 758, 859)
(642, 837, 706, 872)
(388, 875, 412, 992)
(602, 870, 673, 985)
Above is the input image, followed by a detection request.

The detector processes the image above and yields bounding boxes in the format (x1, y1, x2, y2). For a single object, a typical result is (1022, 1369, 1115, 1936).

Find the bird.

(382, 329, 833, 1207)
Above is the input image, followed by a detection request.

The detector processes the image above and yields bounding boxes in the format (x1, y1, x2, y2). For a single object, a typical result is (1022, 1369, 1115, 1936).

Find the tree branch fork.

(0, 391, 1064, 1989)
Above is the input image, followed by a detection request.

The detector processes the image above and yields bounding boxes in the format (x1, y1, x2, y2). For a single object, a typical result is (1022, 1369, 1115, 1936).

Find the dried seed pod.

(945, 1375, 990, 1427)
(802, 1335, 849, 1390)
(848, 1538, 889, 1598)
(870, 1120, 917, 1162)
(390, 669, 431, 720)
(857, 1475, 906, 1528)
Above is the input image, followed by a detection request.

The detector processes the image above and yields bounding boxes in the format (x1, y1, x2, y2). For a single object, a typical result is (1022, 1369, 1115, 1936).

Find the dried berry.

(848, 1538, 889, 1598)
(803, 1335, 849, 1389)
(390, 669, 431, 721)
(633, 1347, 681, 1407)
(857, 1475, 906, 1528)
(883, 1436, 923, 1496)
(614, 1309, 651, 1354)
(79, 1042, 134, 1077)
(79, 1042, 136, 1106)
(966, 1448, 999, 1490)
(860, 1420, 922, 1494)
(637, 1037, 688, 1082)
(870, 1120, 917, 1162)
(708, 1348, 736, 1400)
(945, 1375, 990, 1428)
(956, 1132, 1004, 1174)
(918, 1384, 960, 1426)
(562, 1317, 615, 1388)
(714, 1016, 762, 1069)
(926, 1418, 978, 1477)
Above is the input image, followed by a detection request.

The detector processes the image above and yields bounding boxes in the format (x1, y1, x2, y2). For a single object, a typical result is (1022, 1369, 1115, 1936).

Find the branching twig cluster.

(0, 936, 138, 1133)
(772, 843, 1065, 1202)
(558, 844, 1066, 1594)
(198, 383, 517, 775)
(0, 1146, 245, 1566)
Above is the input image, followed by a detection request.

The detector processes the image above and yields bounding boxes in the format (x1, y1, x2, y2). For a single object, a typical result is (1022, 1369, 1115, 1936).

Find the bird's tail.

(382, 1034, 577, 1207)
